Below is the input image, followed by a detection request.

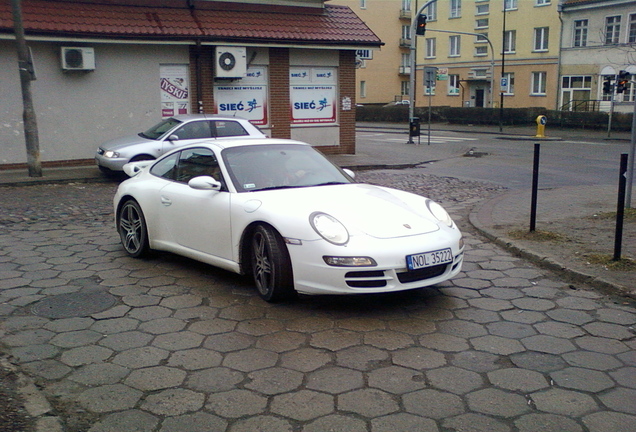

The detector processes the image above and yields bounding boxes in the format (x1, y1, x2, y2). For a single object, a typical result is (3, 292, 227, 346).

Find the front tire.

(250, 225, 295, 302)
(118, 199, 150, 258)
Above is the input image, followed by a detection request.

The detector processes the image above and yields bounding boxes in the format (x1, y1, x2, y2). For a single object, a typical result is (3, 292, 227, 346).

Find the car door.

(159, 120, 214, 156)
(158, 147, 233, 261)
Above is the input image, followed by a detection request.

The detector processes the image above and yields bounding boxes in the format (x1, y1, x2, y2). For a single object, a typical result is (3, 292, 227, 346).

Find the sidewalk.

(1, 122, 633, 299)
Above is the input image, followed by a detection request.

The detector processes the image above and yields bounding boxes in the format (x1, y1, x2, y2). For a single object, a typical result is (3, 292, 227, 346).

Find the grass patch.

(585, 253, 636, 271)
(508, 229, 566, 241)
(590, 208, 636, 221)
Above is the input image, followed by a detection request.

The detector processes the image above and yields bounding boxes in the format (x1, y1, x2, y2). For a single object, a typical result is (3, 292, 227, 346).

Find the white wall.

(0, 41, 189, 164)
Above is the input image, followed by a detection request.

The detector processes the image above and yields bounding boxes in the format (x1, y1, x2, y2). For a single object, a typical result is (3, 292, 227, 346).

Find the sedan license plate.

(406, 248, 453, 271)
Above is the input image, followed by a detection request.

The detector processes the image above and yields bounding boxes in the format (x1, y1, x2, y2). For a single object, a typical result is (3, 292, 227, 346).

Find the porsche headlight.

(103, 150, 120, 158)
(310, 212, 349, 245)
(426, 199, 453, 227)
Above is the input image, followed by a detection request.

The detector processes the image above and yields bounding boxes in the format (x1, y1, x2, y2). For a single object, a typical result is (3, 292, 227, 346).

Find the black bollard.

(530, 143, 540, 232)
(613, 153, 628, 261)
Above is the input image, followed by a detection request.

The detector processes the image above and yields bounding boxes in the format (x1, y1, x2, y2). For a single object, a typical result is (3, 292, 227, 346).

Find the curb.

(468, 193, 635, 301)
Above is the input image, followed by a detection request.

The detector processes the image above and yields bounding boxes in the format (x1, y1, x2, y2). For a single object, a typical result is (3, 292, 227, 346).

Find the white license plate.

(406, 248, 453, 271)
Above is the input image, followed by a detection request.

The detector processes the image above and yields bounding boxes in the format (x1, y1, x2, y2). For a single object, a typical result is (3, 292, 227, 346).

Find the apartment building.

(559, 0, 636, 113)
(335, 0, 562, 109)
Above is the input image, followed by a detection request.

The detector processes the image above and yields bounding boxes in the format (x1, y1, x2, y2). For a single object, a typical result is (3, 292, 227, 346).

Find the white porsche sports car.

(114, 138, 464, 302)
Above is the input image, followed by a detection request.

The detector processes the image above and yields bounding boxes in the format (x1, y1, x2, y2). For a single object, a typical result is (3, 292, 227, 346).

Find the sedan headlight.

(103, 150, 120, 158)
(426, 199, 453, 227)
(310, 212, 349, 245)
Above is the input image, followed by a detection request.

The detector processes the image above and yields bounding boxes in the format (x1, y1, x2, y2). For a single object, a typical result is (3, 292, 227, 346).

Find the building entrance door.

(475, 89, 485, 107)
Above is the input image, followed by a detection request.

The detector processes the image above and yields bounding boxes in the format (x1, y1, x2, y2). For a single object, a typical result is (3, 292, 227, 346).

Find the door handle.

(161, 196, 172, 206)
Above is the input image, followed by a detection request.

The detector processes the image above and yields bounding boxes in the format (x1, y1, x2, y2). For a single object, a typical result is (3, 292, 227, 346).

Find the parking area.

(1, 171, 635, 432)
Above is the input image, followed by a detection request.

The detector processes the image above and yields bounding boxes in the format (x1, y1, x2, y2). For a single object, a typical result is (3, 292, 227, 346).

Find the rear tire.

(118, 199, 150, 258)
(250, 225, 296, 302)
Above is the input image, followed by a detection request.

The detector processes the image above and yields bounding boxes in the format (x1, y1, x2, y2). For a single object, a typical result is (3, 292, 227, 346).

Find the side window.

(150, 152, 179, 180)
(212, 121, 249, 137)
(175, 148, 222, 184)
(173, 121, 212, 140)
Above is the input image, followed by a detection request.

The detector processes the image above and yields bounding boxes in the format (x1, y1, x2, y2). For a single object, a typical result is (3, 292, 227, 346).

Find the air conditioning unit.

(215, 46, 247, 79)
(61, 47, 95, 71)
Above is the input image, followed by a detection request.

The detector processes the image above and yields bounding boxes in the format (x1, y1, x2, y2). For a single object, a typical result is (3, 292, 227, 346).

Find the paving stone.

(574, 336, 630, 354)
(500, 309, 546, 324)
(419, 333, 470, 352)
(99, 331, 153, 351)
(450, 350, 501, 373)
(112, 346, 170, 369)
(582, 411, 636, 432)
(427, 366, 484, 395)
(188, 319, 237, 335)
(68, 363, 130, 385)
(470, 335, 525, 355)
(90, 318, 139, 334)
(533, 321, 585, 339)
(609, 367, 636, 389)
(546, 309, 594, 325)
(125, 366, 186, 391)
(153, 331, 205, 351)
(10, 344, 60, 363)
(371, 413, 439, 432)
(206, 389, 268, 418)
(583, 321, 634, 340)
(466, 388, 531, 417)
(87, 409, 159, 432)
(280, 347, 331, 372)
(141, 388, 205, 416)
(306, 366, 364, 394)
(270, 390, 334, 421)
(442, 413, 511, 432)
(60, 346, 113, 367)
(339, 388, 399, 417)
(305, 414, 368, 432)
(364, 329, 414, 350)
(245, 367, 304, 396)
(203, 332, 254, 352)
(167, 348, 223, 370)
(562, 350, 623, 371)
(522, 335, 576, 354)
(556, 297, 601, 310)
(599, 387, 636, 414)
(336, 345, 390, 370)
(509, 351, 567, 373)
(3, 329, 55, 347)
(138, 317, 187, 335)
(402, 389, 465, 419)
(487, 368, 549, 392)
(91, 305, 131, 319)
(596, 308, 636, 325)
(310, 328, 362, 350)
(514, 413, 583, 432)
(368, 366, 426, 394)
(21, 359, 72, 380)
(530, 388, 598, 416)
(44, 317, 94, 332)
(185, 367, 244, 392)
(126, 306, 173, 321)
(486, 321, 537, 339)
(454, 307, 501, 323)
(227, 415, 293, 432)
(222, 348, 278, 372)
(512, 297, 556, 311)
(77, 384, 143, 413)
(159, 412, 228, 432)
(236, 318, 284, 336)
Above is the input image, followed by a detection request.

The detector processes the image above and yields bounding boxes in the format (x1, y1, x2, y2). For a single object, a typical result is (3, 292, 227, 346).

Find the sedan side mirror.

(188, 176, 222, 191)
(168, 134, 179, 142)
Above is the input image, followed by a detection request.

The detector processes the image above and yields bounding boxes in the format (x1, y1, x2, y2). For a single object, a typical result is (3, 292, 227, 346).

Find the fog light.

(459, 236, 464, 250)
(323, 256, 377, 267)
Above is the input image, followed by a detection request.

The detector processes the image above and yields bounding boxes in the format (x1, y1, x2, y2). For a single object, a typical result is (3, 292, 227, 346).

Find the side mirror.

(343, 168, 355, 179)
(188, 176, 222, 191)
(168, 134, 179, 142)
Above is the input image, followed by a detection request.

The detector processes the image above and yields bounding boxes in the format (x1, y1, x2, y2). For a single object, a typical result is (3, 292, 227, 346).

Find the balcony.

(400, 9, 411, 20)
(399, 66, 411, 75)
(400, 38, 411, 47)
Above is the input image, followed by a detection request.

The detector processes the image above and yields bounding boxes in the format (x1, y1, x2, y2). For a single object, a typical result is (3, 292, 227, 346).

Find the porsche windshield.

(223, 144, 354, 192)
(139, 118, 181, 140)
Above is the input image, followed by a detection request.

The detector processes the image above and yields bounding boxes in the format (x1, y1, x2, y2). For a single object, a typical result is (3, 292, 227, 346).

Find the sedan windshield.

(139, 118, 182, 140)
(223, 144, 354, 192)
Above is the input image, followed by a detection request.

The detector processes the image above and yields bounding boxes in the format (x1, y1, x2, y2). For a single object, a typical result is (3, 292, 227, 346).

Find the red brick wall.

(189, 45, 215, 113)
(269, 48, 291, 139)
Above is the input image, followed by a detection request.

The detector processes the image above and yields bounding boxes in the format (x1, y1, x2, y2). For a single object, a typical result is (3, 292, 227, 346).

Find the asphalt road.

(0, 170, 634, 432)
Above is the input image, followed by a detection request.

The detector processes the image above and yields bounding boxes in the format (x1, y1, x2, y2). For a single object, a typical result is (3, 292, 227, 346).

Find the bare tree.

(11, 0, 42, 177)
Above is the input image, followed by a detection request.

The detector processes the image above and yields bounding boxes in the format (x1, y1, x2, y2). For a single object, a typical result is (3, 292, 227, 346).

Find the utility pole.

(11, 0, 42, 177)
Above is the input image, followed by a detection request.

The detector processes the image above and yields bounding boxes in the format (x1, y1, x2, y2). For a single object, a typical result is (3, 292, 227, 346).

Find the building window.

(624, 82, 635, 103)
(360, 80, 366, 98)
(574, 19, 588, 47)
(531, 72, 547, 95)
(401, 53, 410, 68)
(426, 38, 437, 58)
(562, 75, 592, 89)
(424, 86, 436, 96)
(426, 1, 437, 21)
(402, 25, 411, 40)
(360, 0, 367, 9)
(475, 18, 489, 29)
(475, 46, 488, 56)
(504, 0, 517, 11)
(605, 16, 621, 44)
(448, 74, 460, 95)
(476, 33, 488, 43)
(476, 4, 489, 15)
(450, 0, 461, 18)
(534, 27, 549, 51)
(629, 14, 636, 43)
(536, 0, 550, 5)
(502, 72, 514, 94)
(449, 35, 461, 57)
(401, 80, 409, 96)
(401, 0, 410, 11)
(473, 69, 488, 78)
(503, 30, 516, 53)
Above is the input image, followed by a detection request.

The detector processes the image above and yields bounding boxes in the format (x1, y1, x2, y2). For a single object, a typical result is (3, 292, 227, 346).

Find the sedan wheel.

(118, 200, 150, 258)
(251, 225, 295, 302)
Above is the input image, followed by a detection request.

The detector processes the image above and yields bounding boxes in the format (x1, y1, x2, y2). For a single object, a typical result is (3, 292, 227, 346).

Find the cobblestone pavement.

(0, 170, 635, 432)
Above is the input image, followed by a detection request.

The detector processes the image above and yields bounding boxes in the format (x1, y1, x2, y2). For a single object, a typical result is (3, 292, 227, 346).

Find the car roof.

(186, 138, 311, 150)
(170, 114, 252, 122)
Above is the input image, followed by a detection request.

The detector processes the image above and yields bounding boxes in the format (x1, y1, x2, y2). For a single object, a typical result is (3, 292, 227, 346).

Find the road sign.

(500, 77, 508, 88)
(424, 67, 438, 87)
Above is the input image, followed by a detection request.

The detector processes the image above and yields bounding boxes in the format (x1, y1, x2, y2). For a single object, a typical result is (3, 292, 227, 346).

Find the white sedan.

(114, 138, 464, 302)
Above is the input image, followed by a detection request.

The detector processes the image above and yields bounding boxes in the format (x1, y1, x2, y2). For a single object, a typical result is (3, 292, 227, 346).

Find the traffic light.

(415, 14, 427, 36)
(602, 76, 613, 94)
(616, 70, 630, 94)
